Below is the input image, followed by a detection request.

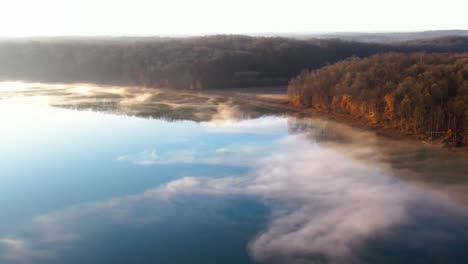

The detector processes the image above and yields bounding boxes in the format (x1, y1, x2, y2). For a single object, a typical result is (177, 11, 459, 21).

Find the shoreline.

(192, 86, 468, 155)
(4, 81, 465, 155)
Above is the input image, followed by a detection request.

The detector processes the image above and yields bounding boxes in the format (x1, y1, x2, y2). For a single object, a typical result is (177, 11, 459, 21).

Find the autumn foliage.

(288, 53, 468, 145)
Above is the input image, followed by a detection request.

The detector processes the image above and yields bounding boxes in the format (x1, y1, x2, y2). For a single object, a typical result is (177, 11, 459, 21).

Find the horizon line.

(1, 29, 468, 39)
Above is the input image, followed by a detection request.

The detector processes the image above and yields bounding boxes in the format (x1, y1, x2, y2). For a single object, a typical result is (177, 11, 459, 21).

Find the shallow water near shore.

(1, 83, 468, 264)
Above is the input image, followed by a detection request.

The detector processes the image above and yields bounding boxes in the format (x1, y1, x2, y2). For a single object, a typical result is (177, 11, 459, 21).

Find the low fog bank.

(0, 82, 283, 122)
(288, 117, 468, 204)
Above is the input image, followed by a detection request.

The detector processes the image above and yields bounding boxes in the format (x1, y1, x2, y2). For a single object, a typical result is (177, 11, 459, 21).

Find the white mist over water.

(1, 85, 468, 264)
(2, 130, 468, 263)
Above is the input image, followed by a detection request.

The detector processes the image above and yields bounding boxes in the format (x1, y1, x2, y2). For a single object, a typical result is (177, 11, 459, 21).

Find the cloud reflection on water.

(116, 144, 270, 167)
(2, 128, 468, 264)
(1, 84, 468, 263)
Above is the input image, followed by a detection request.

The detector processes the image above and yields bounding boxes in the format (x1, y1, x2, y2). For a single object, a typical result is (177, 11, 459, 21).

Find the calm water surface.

(1, 84, 468, 264)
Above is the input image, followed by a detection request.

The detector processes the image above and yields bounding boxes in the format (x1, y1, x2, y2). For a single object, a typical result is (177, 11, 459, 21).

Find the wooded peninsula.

(288, 53, 468, 146)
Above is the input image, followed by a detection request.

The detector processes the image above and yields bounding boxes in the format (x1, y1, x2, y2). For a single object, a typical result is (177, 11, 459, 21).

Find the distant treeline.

(288, 53, 468, 145)
(1, 35, 468, 89)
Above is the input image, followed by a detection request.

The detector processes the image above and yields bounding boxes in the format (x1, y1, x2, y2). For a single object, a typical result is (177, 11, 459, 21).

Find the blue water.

(1, 96, 468, 264)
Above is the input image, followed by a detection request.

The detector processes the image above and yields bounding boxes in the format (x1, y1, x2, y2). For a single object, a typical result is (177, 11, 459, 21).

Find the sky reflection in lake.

(0, 88, 468, 264)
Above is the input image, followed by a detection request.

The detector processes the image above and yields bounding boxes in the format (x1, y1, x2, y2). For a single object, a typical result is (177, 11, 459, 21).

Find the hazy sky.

(0, 0, 467, 36)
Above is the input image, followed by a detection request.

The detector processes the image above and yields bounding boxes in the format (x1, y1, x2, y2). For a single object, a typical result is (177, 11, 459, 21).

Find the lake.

(1, 83, 468, 264)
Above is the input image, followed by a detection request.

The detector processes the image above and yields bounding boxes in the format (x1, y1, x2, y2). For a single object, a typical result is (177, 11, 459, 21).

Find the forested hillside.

(1, 35, 468, 89)
(288, 53, 468, 145)
(312, 30, 468, 43)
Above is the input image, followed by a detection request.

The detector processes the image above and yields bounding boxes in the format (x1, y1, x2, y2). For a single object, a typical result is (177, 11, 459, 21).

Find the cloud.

(119, 93, 153, 106)
(244, 139, 411, 263)
(2, 133, 468, 264)
(117, 148, 160, 165)
(202, 116, 287, 134)
(0, 238, 56, 264)
(199, 103, 287, 134)
(2, 83, 468, 263)
(117, 144, 268, 167)
(110, 134, 468, 263)
(0, 239, 30, 263)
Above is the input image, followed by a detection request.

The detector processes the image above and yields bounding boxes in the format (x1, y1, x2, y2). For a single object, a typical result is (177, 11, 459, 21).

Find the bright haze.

(1, 0, 467, 37)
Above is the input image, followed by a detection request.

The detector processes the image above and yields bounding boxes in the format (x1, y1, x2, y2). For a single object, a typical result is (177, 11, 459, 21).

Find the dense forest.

(1, 35, 468, 89)
(288, 53, 468, 146)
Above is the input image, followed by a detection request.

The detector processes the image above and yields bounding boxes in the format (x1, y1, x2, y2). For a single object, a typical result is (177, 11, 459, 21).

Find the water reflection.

(288, 118, 468, 204)
(0, 82, 283, 121)
(1, 83, 468, 264)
